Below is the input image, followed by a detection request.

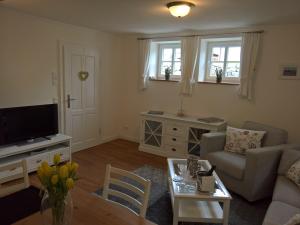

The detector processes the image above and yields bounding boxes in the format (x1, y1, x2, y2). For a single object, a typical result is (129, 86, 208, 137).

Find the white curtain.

(239, 32, 261, 100)
(180, 37, 200, 96)
(138, 39, 151, 90)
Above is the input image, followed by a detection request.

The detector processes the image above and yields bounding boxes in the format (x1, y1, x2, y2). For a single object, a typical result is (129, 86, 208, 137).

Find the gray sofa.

(263, 147, 300, 225)
(201, 121, 289, 202)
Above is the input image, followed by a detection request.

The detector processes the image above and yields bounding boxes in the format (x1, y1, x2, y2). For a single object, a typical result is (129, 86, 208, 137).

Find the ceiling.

(1, 0, 300, 34)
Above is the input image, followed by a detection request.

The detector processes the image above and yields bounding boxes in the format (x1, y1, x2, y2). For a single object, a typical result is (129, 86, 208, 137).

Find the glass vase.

(41, 191, 73, 225)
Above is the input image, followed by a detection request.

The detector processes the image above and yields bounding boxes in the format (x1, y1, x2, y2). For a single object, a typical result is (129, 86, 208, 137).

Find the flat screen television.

(0, 104, 58, 146)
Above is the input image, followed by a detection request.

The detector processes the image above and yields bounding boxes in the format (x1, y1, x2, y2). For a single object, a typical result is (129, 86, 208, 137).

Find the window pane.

(174, 48, 181, 61)
(209, 62, 224, 76)
(162, 48, 173, 61)
(227, 47, 241, 61)
(225, 62, 240, 77)
(161, 62, 172, 75)
(211, 47, 225, 62)
(173, 62, 181, 75)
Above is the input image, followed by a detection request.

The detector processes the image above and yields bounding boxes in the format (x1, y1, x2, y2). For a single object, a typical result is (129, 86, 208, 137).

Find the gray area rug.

(95, 165, 270, 225)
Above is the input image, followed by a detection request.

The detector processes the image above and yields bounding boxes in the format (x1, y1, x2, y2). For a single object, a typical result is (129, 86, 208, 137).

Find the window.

(157, 43, 181, 80)
(205, 40, 241, 83)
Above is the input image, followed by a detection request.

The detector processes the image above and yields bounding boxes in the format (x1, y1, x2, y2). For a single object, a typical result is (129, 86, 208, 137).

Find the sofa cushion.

(243, 121, 288, 147)
(207, 151, 246, 180)
(286, 159, 300, 188)
(273, 176, 300, 208)
(263, 201, 300, 225)
(284, 214, 300, 225)
(278, 149, 300, 175)
(224, 126, 266, 155)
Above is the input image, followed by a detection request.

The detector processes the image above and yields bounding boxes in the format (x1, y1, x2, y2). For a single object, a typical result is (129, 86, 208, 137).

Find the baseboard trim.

(100, 135, 119, 144)
(118, 135, 139, 143)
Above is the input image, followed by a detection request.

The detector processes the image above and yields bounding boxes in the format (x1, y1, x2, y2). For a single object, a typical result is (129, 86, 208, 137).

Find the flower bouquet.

(37, 154, 79, 225)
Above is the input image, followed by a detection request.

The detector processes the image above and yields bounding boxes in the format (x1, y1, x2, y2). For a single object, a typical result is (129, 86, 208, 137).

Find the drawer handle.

(172, 138, 177, 141)
(171, 148, 176, 152)
(173, 128, 177, 131)
(36, 159, 42, 163)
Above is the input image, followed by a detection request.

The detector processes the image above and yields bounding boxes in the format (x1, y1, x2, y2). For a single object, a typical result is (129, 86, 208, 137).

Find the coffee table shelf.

(167, 158, 232, 225)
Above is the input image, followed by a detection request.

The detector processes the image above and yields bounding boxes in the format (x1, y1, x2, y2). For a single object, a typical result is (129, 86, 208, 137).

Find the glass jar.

(41, 191, 73, 225)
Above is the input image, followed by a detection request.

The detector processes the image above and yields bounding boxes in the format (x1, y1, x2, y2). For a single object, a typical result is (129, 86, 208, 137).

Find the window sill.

(149, 78, 179, 83)
(197, 81, 240, 85)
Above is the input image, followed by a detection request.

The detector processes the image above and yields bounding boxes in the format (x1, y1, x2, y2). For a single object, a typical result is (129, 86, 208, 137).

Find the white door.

(63, 43, 100, 152)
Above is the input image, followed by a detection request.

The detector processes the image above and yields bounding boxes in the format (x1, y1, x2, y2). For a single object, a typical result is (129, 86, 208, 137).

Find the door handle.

(67, 94, 76, 108)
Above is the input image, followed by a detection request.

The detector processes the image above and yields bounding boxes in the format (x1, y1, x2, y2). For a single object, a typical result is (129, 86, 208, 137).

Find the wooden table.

(13, 187, 156, 225)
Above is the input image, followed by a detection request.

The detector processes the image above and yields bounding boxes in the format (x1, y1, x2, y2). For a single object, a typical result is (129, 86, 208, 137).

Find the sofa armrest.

(201, 132, 226, 156)
(243, 145, 289, 201)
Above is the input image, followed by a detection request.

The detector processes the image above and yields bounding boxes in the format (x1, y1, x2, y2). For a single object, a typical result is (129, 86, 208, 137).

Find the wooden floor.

(30, 139, 167, 193)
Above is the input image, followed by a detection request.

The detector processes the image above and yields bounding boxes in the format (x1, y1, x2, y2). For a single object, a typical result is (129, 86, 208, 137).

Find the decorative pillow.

(286, 159, 300, 188)
(284, 214, 300, 225)
(224, 126, 266, 155)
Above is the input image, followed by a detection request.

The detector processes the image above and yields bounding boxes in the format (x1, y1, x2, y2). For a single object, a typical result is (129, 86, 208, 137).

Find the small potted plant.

(165, 67, 172, 81)
(38, 154, 79, 225)
(215, 68, 223, 83)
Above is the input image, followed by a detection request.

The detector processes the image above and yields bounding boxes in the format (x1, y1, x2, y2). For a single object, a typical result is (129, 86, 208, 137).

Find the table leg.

(173, 199, 179, 225)
(223, 200, 230, 225)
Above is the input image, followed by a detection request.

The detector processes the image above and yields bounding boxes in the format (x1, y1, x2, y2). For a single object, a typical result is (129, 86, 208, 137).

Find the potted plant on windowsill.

(215, 68, 223, 83)
(165, 67, 172, 81)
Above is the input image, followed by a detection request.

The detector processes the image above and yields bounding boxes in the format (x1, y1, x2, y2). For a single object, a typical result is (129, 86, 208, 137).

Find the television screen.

(0, 104, 58, 146)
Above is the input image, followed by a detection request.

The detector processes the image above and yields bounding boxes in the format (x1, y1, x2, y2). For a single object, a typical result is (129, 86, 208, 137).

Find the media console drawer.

(27, 153, 50, 172)
(49, 147, 70, 163)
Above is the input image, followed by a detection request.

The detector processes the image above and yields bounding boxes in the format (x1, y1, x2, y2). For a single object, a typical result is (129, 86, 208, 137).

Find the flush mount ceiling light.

(166, 1, 195, 18)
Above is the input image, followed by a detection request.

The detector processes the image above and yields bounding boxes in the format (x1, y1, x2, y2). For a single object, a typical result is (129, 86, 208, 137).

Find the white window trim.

(157, 43, 181, 81)
(205, 40, 242, 83)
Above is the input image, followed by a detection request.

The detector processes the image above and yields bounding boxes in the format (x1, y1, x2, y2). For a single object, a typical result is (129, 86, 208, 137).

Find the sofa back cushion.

(278, 149, 300, 175)
(242, 121, 288, 147)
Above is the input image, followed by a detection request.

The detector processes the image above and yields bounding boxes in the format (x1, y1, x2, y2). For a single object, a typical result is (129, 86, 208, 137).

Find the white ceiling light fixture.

(167, 1, 195, 18)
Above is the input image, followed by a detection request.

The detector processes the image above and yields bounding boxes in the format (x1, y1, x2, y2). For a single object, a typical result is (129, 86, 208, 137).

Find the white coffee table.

(167, 158, 232, 225)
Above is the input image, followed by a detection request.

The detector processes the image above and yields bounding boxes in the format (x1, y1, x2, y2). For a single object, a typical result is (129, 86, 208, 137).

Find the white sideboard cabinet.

(139, 112, 226, 157)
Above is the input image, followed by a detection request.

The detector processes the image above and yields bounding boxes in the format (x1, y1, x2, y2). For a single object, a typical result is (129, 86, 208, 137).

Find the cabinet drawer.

(165, 145, 186, 155)
(165, 135, 185, 146)
(26, 153, 50, 172)
(165, 123, 186, 137)
(0, 161, 23, 181)
(49, 147, 70, 163)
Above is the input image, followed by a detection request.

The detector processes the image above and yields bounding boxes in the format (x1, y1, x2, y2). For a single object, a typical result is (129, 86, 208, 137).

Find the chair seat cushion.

(263, 201, 300, 225)
(207, 151, 246, 180)
(273, 176, 300, 208)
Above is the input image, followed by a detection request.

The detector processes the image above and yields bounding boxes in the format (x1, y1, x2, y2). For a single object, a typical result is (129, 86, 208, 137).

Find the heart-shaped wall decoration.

(78, 71, 89, 81)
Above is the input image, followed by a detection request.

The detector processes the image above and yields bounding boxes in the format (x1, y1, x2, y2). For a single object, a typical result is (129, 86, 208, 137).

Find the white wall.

(119, 25, 300, 144)
(0, 7, 122, 142)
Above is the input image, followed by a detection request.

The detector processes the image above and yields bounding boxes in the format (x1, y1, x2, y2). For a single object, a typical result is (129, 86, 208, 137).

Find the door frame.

(58, 40, 101, 148)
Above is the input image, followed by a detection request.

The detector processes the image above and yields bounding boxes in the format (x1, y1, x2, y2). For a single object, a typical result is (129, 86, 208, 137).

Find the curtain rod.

(137, 30, 264, 40)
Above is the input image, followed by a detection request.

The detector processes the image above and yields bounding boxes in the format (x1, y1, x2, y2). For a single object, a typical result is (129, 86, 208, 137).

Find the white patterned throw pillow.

(286, 159, 300, 188)
(224, 126, 266, 155)
(284, 214, 300, 225)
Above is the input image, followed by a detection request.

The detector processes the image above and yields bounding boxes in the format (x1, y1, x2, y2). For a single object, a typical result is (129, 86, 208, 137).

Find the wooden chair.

(102, 164, 151, 217)
(0, 160, 30, 198)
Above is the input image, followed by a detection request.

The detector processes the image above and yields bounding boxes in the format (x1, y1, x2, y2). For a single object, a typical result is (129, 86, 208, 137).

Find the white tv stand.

(0, 134, 72, 178)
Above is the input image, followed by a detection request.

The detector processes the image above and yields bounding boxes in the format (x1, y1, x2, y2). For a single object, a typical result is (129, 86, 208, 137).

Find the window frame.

(205, 40, 242, 83)
(157, 43, 182, 81)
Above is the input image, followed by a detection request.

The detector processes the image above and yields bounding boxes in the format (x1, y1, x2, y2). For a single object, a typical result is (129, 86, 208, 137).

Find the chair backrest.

(243, 121, 288, 147)
(102, 164, 151, 217)
(0, 160, 29, 198)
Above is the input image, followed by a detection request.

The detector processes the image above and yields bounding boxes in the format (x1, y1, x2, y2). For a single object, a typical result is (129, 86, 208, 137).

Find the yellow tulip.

(37, 166, 44, 179)
(66, 178, 74, 190)
(66, 162, 72, 171)
(59, 165, 69, 178)
(41, 161, 52, 177)
(71, 162, 79, 172)
(53, 154, 61, 165)
(51, 175, 59, 185)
